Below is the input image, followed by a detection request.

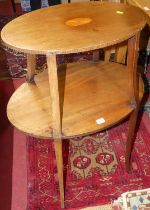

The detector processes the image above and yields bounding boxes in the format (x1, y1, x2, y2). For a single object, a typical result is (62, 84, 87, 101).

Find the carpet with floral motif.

(27, 119, 150, 210)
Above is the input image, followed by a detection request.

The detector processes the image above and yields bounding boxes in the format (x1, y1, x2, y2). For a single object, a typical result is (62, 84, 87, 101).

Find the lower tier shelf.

(7, 61, 144, 139)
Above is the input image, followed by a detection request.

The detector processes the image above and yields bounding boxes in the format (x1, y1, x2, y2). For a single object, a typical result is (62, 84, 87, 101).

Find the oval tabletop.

(1, 2, 146, 54)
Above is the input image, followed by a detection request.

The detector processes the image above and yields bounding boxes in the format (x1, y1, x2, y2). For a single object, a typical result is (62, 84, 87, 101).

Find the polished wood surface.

(127, 0, 150, 25)
(7, 61, 144, 139)
(126, 33, 140, 171)
(47, 54, 64, 208)
(1, 2, 146, 54)
(115, 42, 127, 64)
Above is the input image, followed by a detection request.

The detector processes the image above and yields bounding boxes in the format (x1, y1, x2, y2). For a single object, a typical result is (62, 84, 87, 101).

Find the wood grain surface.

(7, 61, 144, 139)
(127, 0, 150, 25)
(1, 2, 146, 54)
(125, 33, 141, 171)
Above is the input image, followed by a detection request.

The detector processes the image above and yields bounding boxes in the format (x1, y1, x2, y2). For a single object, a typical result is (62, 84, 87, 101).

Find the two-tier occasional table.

(1, 2, 146, 208)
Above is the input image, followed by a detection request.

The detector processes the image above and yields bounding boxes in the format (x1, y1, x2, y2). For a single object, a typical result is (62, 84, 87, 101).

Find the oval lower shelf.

(7, 61, 144, 139)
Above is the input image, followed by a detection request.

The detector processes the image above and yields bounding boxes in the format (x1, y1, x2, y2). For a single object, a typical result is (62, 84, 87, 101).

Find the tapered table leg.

(92, 50, 99, 63)
(47, 54, 64, 208)
(114, 43, 127, 64)
(126, 32, 140, 172)
(26, 54, 36, 82)
(104, 46, 114, 62)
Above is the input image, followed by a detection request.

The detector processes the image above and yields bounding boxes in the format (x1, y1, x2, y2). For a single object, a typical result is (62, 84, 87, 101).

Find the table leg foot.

(54, 139, 65, 208)
(125, 108, 139, 173)
(26, 74, 35, 83)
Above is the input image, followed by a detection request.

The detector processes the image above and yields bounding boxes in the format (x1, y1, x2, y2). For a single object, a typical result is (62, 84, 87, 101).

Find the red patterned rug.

(27, 118, 150, 210)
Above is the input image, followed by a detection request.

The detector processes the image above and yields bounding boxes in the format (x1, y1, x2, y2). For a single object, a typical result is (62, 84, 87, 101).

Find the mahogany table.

(1, 2, 146, 208)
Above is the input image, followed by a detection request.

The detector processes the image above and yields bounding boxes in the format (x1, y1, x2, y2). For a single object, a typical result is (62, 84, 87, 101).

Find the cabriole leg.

(126, 32, 140, 172)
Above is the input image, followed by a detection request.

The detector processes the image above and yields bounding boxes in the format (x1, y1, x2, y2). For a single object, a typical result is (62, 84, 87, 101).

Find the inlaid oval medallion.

(65, 17, 92, 27)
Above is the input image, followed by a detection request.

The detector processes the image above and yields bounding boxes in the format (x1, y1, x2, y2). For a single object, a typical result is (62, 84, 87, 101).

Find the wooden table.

(1, 2, 146, 208)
